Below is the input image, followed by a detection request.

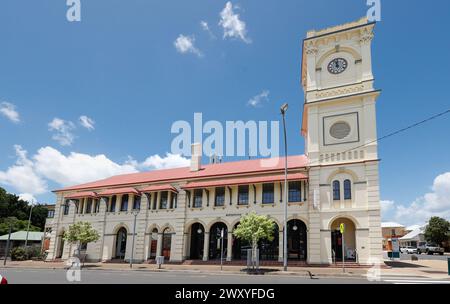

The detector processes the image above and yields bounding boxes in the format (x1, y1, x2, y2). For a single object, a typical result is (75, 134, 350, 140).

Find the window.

(238, 185, 249, 205)
(333, 181, 340, 201)
(146, 194, 152, 209)
(288, 181, 302, 202)
(152, 193, 158, 210)
(193, 189, 203, 208)
(215, 187, 225, 206)
(86, 198, 92, 214)
(93, 199, 99, 213)
(133, 195, 141, 210)
(171, 193, 177, 209)
(47, 210, 55, 218)
(121, 194, 129, 212)
(80, 243, 87, 251)
(110, 195, 117, 212)
(63, 201, 70, 215)
(160, 192, 168, 209)
(344, 179, 352, 200)
(262, 183, 274, 204)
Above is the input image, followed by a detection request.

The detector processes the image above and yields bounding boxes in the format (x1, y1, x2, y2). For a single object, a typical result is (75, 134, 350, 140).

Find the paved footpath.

(1, 259, 449, 283)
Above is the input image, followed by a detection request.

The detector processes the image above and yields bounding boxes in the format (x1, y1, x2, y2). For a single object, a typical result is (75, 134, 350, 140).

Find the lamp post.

(280, 103, 289, 272)
(25, 202, 36, 248)
(130, 208, 140, 268)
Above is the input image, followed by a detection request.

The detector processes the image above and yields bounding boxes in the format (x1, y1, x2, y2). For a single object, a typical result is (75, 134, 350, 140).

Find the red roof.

(140, 184, 178, 193)
(55, 155, 308, 192)
(97, 187, 140, 196)
(182, 173, 307, 189)
(65, 191, 98, 199)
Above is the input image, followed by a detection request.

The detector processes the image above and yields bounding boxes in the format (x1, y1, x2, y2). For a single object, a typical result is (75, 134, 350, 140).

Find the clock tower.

(301, 18, 382, 265)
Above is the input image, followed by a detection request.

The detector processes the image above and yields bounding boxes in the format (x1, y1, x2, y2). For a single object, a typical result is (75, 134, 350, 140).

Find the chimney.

(190, 143, 202, 172)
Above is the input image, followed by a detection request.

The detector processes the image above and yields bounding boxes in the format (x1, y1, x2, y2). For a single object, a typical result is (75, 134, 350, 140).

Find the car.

(417, 242, 445, 255)
(0, 274, 7, 285)
(400, 246, 418, 254)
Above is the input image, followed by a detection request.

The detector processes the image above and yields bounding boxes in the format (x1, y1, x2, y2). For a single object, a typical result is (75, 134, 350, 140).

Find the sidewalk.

(1, 259, 449, 280)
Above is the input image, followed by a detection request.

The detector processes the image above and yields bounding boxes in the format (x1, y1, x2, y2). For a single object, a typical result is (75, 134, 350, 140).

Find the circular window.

(330, 122, 351, 140)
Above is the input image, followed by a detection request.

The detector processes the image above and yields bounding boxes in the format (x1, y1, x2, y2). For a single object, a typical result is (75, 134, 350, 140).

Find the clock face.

(327, 58, 348, 74)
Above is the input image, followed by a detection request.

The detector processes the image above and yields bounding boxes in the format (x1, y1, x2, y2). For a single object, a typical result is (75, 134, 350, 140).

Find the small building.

(0, 231, 44, 256)
(399, 228, 425, 248)
(381, 222, 406, 250)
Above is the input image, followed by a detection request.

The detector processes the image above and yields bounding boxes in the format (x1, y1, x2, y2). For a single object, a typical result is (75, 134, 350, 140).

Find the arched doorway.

(259, 223, 279, 261)
(287, 219, 307, 261)
(115, 227, 127, 259)
(190, 223, 205, 259)
(209, 222, 228, 260)
(162, 228, 172, 260)
(331, 218, 356, 262)
(232, 222, 250, 260)
(149, 228, 158, 260)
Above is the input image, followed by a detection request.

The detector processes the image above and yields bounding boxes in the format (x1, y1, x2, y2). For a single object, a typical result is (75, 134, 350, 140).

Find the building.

(0, 231, 45, 256)
(46, 17, 382, 265)
(381, 222, 406, 250)
(399, 228, 425, 248)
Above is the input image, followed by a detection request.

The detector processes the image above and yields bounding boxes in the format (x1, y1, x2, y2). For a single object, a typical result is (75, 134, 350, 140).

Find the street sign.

(340, 223, 345, 234)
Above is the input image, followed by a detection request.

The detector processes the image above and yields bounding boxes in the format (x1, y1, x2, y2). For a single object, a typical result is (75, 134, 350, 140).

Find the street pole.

(25, 204, 35, 248)
(342, 229, 345, 273)
(130, 210, 138, 268)
(3, 224, 12, 266)
(220, 229, 224, 271)
(281, 103, 289, 272)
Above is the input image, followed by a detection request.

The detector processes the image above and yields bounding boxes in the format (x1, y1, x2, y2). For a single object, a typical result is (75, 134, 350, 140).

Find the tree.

(0, 187, 49, 233)
(424, 217, 450, 246)
(63, 222, 100, 259)
(233, 212, 275, 269)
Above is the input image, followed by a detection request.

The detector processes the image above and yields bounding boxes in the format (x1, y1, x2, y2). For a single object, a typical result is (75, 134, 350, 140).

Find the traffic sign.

(340, 223, 345, 234)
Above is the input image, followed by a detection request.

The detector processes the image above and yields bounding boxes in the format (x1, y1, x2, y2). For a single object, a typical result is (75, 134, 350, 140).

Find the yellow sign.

(340, 223, 345, 234)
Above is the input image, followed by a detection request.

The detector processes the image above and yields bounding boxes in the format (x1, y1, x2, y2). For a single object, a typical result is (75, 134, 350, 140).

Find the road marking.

(384, 279, 450, 284)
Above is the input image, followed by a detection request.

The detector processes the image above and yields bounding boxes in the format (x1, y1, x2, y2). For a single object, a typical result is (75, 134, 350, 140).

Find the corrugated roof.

(400, 228, 424, 241)
(55, 155, 308, 192)
(381, 222, 405, 228)
(0, 231, 44, 241)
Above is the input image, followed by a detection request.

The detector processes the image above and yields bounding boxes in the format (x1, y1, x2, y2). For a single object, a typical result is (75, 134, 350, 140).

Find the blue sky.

(0, 0, 449, 225)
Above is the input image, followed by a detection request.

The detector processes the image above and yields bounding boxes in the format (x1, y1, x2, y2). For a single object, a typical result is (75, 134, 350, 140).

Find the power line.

(308, 108, 450, 167)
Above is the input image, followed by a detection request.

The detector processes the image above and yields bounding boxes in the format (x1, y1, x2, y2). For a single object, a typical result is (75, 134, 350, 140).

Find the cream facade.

(46, 17, 382, 266)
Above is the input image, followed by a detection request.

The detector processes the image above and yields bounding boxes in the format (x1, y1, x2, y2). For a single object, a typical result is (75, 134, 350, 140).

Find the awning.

(140, 184, 178, 193)
(65, 191, 98, 199)
(182, 173, 307, 190)
(97, 187, 140, 196)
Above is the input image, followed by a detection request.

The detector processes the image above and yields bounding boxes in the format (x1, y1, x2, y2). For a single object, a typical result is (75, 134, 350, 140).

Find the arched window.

(344, 179, 352, 200)
(333, 181, 340, 201)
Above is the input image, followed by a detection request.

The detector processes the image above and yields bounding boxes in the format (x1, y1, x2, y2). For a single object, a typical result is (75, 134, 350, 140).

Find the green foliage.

(10, 246, 42, 261)
(63, 221, 100, 250)
(233, 212, 275, 249)
(424, 217, 450, 246)
(0, 187, 49, 234)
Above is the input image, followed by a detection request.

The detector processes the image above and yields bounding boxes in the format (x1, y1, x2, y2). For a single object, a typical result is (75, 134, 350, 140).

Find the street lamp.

(25, 202, 36, 248)
(280, 103, 289, 272)
(130, 208, 140, 268)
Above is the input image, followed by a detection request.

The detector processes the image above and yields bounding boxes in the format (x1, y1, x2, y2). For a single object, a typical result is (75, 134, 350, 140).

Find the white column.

(226, 232, 233, 261)
(203, 232, 210, 261)
(278, 230, 283, 262)
(156, 233, 163, 257)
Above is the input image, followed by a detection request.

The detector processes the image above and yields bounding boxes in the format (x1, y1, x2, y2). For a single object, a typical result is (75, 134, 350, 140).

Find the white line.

(384, 280, 450, 284)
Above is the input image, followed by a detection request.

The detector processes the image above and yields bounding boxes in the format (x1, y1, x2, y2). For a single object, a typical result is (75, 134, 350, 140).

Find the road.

(1, 268, 449, 284)
(399, 253, 449, 261)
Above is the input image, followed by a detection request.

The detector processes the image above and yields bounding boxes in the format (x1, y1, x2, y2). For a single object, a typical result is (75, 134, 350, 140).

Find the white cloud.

(48, 118, 76, 146)
(0, 145, 48, 195)
(19, 193, 37, 204)
(200, 21, 216, 39)
(219, 2, 251, 43)
(247, 90, 270, 107)
(0, 145, 190, 197)
(0, 102, 20, 123)
(141, 153, 190, 170)
(79, 115, 95, 131)
(382, 172, 450, 226)
(174, 35, 202, 57)
(380, 200, 395, 219)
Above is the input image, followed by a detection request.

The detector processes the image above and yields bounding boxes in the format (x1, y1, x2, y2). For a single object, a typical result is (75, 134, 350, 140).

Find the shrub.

(11, 247, 28, 261)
